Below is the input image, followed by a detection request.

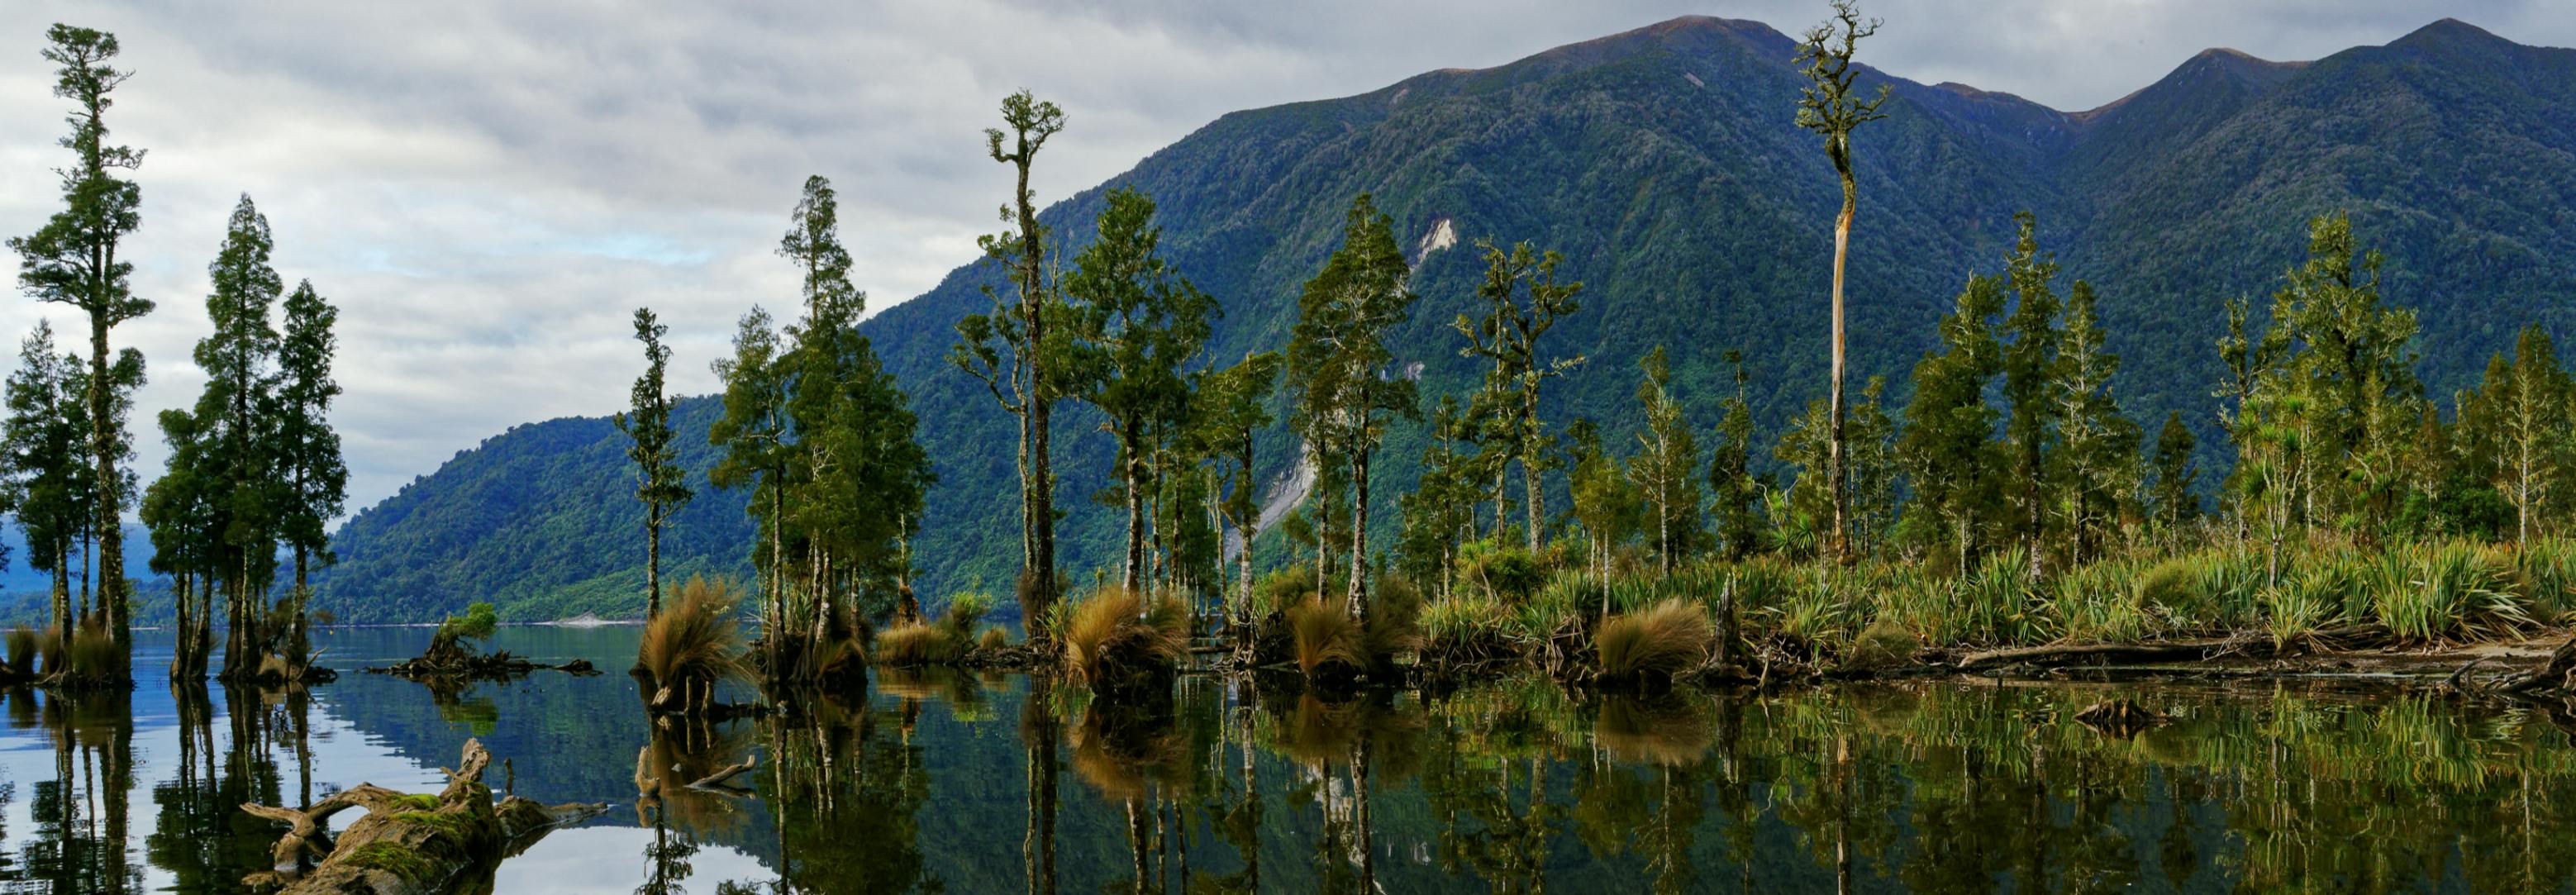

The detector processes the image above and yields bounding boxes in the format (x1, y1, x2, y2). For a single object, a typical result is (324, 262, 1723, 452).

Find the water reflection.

(8, 630, 2576, 893)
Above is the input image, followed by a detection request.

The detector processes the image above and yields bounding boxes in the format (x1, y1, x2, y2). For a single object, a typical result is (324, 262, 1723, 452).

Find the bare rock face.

(242, 738, 607, 894)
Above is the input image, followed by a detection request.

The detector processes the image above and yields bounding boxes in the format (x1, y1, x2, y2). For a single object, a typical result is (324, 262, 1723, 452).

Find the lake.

(2, 626, 2572, 893)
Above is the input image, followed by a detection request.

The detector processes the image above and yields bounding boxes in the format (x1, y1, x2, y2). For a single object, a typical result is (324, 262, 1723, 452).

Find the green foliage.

(433, 602, 498, 652)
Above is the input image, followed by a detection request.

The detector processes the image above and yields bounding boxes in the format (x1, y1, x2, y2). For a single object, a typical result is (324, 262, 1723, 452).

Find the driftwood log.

(1956, 639, 2235, 672)
(241, 738, 607, 894)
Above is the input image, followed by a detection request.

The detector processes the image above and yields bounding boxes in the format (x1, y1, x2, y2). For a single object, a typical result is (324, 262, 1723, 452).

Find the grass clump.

(1061, 588, 1187, 694)
(639, 576, 750, 708)
(1283, 585, 1418, 680)
(874, 622, 955, 667)
(1593, 599, 1712, 683)
(977, 626, 1010, 652)
(3, 626, 33, 674)
(62, 617, 120, 681)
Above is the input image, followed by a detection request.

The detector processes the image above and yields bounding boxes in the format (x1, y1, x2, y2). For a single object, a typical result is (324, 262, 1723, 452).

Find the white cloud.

(0, 0, 2560, 518)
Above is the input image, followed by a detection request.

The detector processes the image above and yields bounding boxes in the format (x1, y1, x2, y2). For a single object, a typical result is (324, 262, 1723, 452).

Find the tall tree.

(274, 279, 345, 660)
(1064, 188, 1216, 591)
(1997, 213, 2062, 570)
(2459, 324, 2569, 546)
(2149, 411, 2198, 533)
(10, 24, 152, 666)
(1706, 350, 1764, 561)
(1399, 394, 1482, 597)
(1567, 422, 1640, 612)
(951, 92, 1068, 636)
(1287, 194, 1419, 614)
(1626, 346, 1702, 574)
(2047, 280, 2138, 564)
(612, 307, 691, 621)
(1895, 271, 2006, 573)
(3, 323, 82, 631)
(783, 176, 934, 628)
(1455, 239, 1583, 554)
(709, 306, 791, 673)
(194, 195, 283, 679)
(1793, 0, 1890, 563)
(1188, 350, 1278, 646)
(2268, 213, 2419, 540)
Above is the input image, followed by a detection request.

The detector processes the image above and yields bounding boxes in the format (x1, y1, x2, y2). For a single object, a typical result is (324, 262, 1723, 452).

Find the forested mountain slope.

(304, 16, 2576, 622)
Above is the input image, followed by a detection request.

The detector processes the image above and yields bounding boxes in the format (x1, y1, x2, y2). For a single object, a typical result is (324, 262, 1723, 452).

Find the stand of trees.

(140, 195, 347, 683)
(709, 175, 934, 685)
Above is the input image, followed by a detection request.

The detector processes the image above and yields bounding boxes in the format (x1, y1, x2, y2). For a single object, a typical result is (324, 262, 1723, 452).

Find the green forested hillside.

(311, 397, 754, 621)
(307, 16, 2576, 622)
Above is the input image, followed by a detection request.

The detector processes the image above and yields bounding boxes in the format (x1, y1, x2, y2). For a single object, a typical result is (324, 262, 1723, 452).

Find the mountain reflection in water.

(1, 627, 2574, 893)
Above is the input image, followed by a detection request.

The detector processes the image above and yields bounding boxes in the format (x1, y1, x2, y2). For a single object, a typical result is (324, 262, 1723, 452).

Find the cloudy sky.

(0, 1, 2562, 519)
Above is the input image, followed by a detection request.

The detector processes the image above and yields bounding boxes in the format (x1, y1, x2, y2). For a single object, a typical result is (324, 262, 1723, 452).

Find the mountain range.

(279, 16, 2576, 622)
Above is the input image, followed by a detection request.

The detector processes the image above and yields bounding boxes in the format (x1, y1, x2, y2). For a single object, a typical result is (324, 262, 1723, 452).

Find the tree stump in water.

(241, 738, 607, 894)
(2073, 699, 2169, 738)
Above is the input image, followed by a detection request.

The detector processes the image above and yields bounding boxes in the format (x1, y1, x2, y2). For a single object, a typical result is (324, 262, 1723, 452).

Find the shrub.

(1845, 618, 1921, 669)
(1456, 542, 1546, 604)
(1594, 599, 1712, 682)
(638, 577, 749, 705)
(1061, 588, 1187, 692)
(977, 626, 1010, 652)
(1253, 564, 1319, 621)
(874, 622, 955, 666)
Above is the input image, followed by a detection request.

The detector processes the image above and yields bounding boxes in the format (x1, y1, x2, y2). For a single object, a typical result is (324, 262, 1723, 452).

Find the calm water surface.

(2, 626, 2574, 893)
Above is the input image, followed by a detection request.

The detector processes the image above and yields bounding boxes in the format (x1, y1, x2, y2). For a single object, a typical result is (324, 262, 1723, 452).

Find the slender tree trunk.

(1827, 183, 1855, 564)
(645, 505, 663, 620)
(1124, 431, 1145, 593)
(1350, 446, 1369, 621)
(1522, 396, 1544, 554)
(88, 317, 130, 664)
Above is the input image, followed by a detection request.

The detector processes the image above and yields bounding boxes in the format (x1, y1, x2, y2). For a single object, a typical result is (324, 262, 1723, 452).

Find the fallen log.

(1956, 639, 2235, 672)
(243, 738, 607, 894)
(2497, 637, 2576, 694)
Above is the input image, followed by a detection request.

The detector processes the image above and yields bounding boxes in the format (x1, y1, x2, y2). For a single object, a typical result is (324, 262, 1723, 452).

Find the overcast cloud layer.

(0, 1, 2562, 520)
